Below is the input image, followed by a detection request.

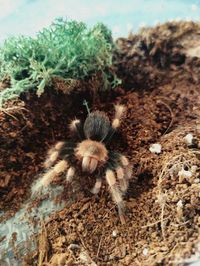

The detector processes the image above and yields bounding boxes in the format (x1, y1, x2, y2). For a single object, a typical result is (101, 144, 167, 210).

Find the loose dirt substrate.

(1, 77, 200, 266)
(1, 21, 200, 266)
(115, 21, 200, 90)
(0, 87, 93, 219)
(31, 81, 199, 266)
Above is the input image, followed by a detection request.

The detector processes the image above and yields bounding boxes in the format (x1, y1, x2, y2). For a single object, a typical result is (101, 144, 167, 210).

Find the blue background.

(0, 0, 200, 42)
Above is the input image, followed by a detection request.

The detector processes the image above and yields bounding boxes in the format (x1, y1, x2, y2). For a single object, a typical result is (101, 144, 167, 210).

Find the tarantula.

(38, 104, 132, 224)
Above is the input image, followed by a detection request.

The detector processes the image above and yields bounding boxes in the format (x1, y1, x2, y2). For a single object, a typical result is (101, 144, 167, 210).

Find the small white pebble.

(149, 143, 162, 154)
(178, 169, 192, 180)
(191, 165, 198, 174)
(68, 243, 80, 250)
(184, 133, 193, 145)
(177, 200, 183, 208)
(177, 200, 184, 221)
(112, 230, 118, 237)
(143, 248, 149, 256)
(193, 178, 200, 184)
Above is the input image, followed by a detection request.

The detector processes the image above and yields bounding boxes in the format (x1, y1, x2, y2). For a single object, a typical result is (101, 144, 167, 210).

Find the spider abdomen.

(83, 111, 111, 141)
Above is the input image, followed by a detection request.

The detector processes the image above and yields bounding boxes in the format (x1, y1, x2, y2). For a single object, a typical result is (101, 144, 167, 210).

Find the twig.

(160, 195, 167, 241)
(96, 233, 104, 257)
(171, 220, 190, 227)
(0, 105, 29, 120)
(37, 219, 49, 266)
(83, 99, 90, 114)
(77, 231, 87, 250)
(76, 230, 97, 266)
(0, 107, 19, 120)
(156, 99, 174, 135)
(102, 205, 115, 220)
(141, 217, 170, 228)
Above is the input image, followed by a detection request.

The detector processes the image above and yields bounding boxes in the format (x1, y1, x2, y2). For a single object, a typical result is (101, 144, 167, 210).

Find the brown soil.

(115, 21, 200, 90)
(1, 21, 200, 265)
(0, 87, 93, 218)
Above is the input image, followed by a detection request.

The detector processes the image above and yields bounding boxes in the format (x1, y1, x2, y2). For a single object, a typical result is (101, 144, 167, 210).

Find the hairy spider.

(38, 104, 132, 224)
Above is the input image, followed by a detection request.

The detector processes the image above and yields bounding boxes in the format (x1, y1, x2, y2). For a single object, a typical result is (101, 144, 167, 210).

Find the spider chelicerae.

(38, 104, 132, 224)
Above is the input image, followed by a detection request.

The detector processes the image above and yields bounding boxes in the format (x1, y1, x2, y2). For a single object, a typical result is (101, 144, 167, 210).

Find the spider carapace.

(39, 104, 132, 224)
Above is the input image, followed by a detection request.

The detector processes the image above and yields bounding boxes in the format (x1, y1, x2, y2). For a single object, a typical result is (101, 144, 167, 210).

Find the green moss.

(0, 18, 120, 106)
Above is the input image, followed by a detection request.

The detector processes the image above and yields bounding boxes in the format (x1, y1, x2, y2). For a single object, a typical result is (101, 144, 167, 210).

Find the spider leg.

(66, 166, 75, 182)
(120, 155, 133, 180)
(91, 178, 102, 194)
(112, 105, 126, 129)
(69, 119, 82, 139)
(124, 164, 133, 180)
(44, 141, 65, 168)
(105, 169, 126, 224)
(41, 160, 68, 187)
(120, 155, 129, 167)
(116, 166, 129, 192)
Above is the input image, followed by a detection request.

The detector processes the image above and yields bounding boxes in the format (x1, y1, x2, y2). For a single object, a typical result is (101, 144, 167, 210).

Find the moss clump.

(0, 18, 119, 106)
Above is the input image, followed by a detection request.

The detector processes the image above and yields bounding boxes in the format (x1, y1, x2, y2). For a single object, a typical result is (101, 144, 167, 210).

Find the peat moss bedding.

(34, 82, 200, 266)
(0, 21, 200, 265)
(0, 89, 92, 215)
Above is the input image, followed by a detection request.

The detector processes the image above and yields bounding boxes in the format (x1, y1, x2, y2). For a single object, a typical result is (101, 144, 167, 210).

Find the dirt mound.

(115, 21, 200, 90)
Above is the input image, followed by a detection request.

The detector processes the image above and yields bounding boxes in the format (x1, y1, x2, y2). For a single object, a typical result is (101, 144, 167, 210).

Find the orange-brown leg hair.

(120, 155, 132, 180)
(69, 119, 82, 140)
(41, 160, 68, 187)
(66, 167, 75, 182)
(116, 166, 129, 192)
(91, 178, 102, 194)
(44, 141, 65, 168)
(105, 169, 125, 224)
(112, 105, 126, 129)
